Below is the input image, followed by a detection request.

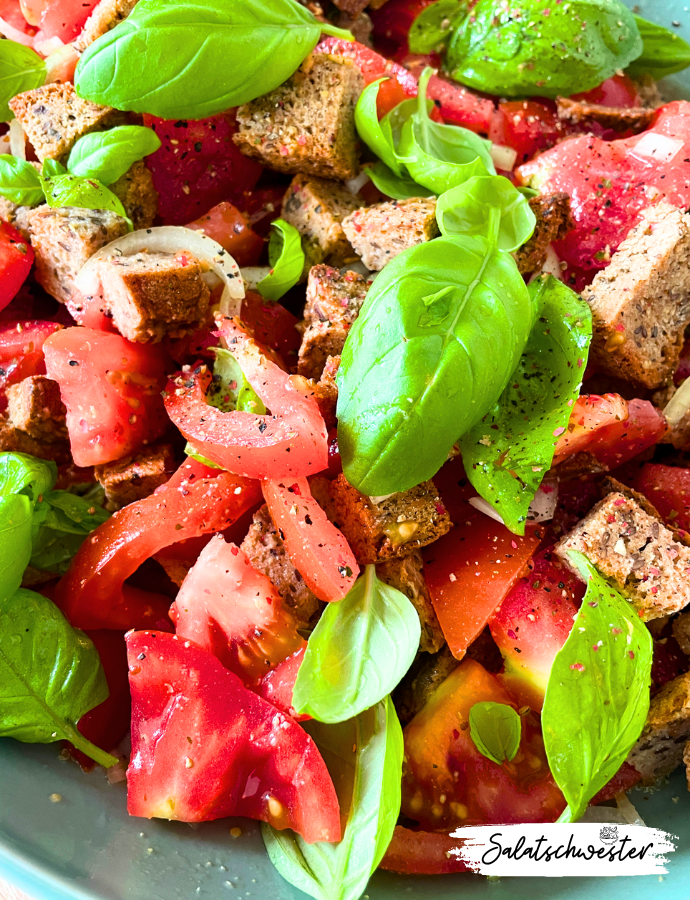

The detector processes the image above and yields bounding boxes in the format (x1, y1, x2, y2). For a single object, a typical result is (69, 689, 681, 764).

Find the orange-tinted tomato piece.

(186, 201, 264, 267)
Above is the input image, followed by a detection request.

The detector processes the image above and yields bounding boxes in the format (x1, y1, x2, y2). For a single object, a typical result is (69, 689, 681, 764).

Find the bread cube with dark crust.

(8, 83, 120, 162)
(110, 161, 158, 230)
(281, 174, 362, 267)
(556, 96, 656, 133)
(342, 198, 439, 271)
(298, 265, 370, 379)
(28, 206, 129, 305)
(628, 671, 690, 784)
(0, 416, 70, 463)
(93, 250, 211, 343)
(313, 354, 340, 429)
(582, 203, 690, 391)
(94, 444, 175, 510)
(673, 611, 690, 656)
(393, 646, 459, 726)
(74, 0, 139, 52)
(377, 550, 445, 653)
(234, 55, 363, 182)
(514, 192, 573, 277)
(6, 375, 67, 442)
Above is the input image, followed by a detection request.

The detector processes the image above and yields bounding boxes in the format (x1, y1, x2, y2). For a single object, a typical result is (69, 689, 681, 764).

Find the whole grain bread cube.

(0, 415, 70, 463)
(110, 161, 158, 230)
(313, 354, 340, 429)
(240, 504, 321, 628)
(9, 83, 119, 162)
(94, 444, 175, 509)
(582, 203, 690, 390)
(342, 198, 439, 271)
(673, 611, 690, 655)
(93, 250, 211, 342)
(556, 489, 690, 621)
(74, 0, 139, 52)
(6, 375, 67, 442)
(628, 672, 690, 784)
(556, 96, 655, 132)
(234, 55, 363, 181)
(282, 174, 362, 266)
(393, 646, 459, 725)
(377, 550, 445, 653)
(324, 474, 451, 565)
(28, 206, 129, 305)
(514, 192, 573, 277)
(298, 264, 370, 379)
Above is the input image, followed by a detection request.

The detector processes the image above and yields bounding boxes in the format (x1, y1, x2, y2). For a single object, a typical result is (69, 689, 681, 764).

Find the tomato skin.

(651, 635, 688, 693)
(54, 459, 262, 630)
(587, 399, 666, 471)
(240, 291, 301, 367)
(380, 826, 470, 874)
(552, 393, 629, 465)
(126, 630, 341, 843)
(572, 73, 641, 108)
(185, 202, 264, 267)
(633, 463, 690, 533)
(0, 222, 34, 313)
(369, 0, 434, 50)
(38, 0, 99, 41)
(0, 319, 61, 411)
(236, 186, 285, 237)
(256, 646, 308, 720)
(489, 100, 561, 165)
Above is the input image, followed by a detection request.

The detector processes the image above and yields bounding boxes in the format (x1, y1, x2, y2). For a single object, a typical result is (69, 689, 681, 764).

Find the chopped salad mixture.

(2, 0, 690, 894)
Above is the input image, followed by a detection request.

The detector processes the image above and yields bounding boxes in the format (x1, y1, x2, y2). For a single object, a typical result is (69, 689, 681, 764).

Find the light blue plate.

(2, 2, 689, 898)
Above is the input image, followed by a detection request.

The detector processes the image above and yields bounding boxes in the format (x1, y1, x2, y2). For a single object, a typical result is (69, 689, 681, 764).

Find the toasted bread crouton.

(582, 203, 690, 390)
(234, 55, 363, 181)
(9, 83, 119, 162)
(556, 490, 690, 621)
(0, 197, 32, 240)
(334, 9, 373, 45)
(378, 550, 445, 653)
(6, 375, 67, 442)
(109, 161, 158, 230)
(240, 504, 321, 628)
(393, 646, 459, 725)
(313, 354, 340, 429)
(0, 416, 70, 463)
(28, 206, 129, 305)
(74, 0, 139, 52)
(514, 192, 573, 277)
(556, 97, 656, 132)
(93, 251, 211, 342)
(94, 444, 175, 509)
(282, 175, 362, 267)
(324, 474, 451, 565)
(298, 264, 370, 379)
(673, 611, 690, 655)
(341, 198, 439, 271)
(628, 672, 690, 784)
(332, 0, 369, 15)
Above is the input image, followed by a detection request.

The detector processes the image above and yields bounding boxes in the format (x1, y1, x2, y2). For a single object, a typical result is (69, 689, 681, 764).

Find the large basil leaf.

(256, 218, 305, 302)
(0, 588, 118, 767)
(337, 235, 534, 496)
(408, 0, 468, 54)
(460, 275, 591, 534)
(446, 0, 642, 98)
(469, 701, 521, 765)
(0, 156, 44, 207)
(542, 552, 653, 823)
(262, 696, 403, 900)
(0, 40, 46, 121)
(67, 125, 161, 184)
(627, 16, 690, 80)
(40, 170, 132, 229)
(293, 566, 420, 723)
(75, 0, 352, 119)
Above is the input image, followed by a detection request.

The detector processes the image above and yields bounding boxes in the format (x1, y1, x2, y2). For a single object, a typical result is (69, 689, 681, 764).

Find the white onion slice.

(531, 244, 563, 282)
(33, 35, 64, 57)
(469, 496, 505, 524)
(0, 17, 35, 44)
(527, 480, 558, 523)
(490, 143, 518, 172)
(76, 226, 244, 316)
(663, 377, 690, 427)
(630, 132, 684, 164)
(346, 169, 370, 195)
(9, 119, 26, 160)
(241, 266, 271, 292)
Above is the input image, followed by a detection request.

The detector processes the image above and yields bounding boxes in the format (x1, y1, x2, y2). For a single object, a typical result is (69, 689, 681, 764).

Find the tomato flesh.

(572, 73, 641, 108)
(38, 0, 99, 41)
(0, 319, 61, 411)
(185, 201, 264, 267)
(552, 393, 629, 465)
(489, 100, 561, 165)
(380, 826, 470, 874)
(240, 291, 301, 368)
(633, 463, 690, 533)
(0, 222, 34, 314)
(587, 399, 666, 471)
(256, 646, 308, 721)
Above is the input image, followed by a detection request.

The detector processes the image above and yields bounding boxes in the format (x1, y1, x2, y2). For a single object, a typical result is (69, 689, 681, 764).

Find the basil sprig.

(75, 0, 353, 120)
(469, 701, 521, 765)
(263, 696, 403, 900)
(66, 125, 161, 184)
(460, 275, 592, 534)
(292, 566, 420, 723)
(256, 218, 305, 302)
(0, 40, 46, 121)
(542, 552, 653, 823)
(627, 16, 690, 80)
(408, 0, 468, 55)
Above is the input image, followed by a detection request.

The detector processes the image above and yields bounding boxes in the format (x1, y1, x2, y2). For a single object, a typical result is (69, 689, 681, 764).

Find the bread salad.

(3, 0, 690, 893)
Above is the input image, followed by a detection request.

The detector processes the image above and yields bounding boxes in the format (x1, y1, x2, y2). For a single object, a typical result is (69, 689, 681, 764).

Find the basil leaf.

(67, 125, 161, 184)
(355, 79, 404, 177)
(0, 587, 117, 768)
(40, 172, 133, 230)
(469, 701, 521, 765)
(0, 494, 33, 601)
(0, 40, 46, 121)
(367, 160, 434, 201)
(75, 0, 353, 120)
(262, 696, 403, 900)
(0, 452, 57, 502)
(293, 566, 420, 723)
(337, 235, 533, 496)
(460, 275, 591, 534)
(446, 0, 642, 98)
(209, 347, 266, 414)
(408, 0, 468, 54)
(542, 551, 653, 823)
(42, 159, 68, 178)
(0, 156, 43, 206)
(256, 218, 305, 302)
(627, 16, 690, 80)
(436, 175, 536, 251)
(184, 443, 224, 468)
(30, 490, 111, 575)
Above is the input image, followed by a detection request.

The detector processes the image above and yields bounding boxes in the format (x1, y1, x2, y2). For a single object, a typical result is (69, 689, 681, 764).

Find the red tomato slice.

(587, 398, 666, 470)
(262, 476, 358, 603)
(633, 463, 690, 533)
(0, 0, 38, 43)
(369, 0, 434, 49)
(185, 202, 264, 267)
(164, 318, 328, 479)
(38, 0, 99, 40)
(240, 291, 301, 368)
(0, 319, 61, 411)
(54, 459, 262, 630)
(0, 222, 33, 314)
(380, 826, 470, 874)
(256, 646, 308, 721)
(552, 393, 629, 465)
(591, 761, 641, 804)
(488, 100, 561, 165)
(236, 185, 286, 236)
(572, 73, 641, 108)
(126, 630, 341, 843)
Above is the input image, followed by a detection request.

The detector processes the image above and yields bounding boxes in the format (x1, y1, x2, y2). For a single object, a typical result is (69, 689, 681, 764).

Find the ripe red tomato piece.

(633, 463, 690, 533)
(236, 186, 286, 237)
(588, 399, 666, 470)
(256, 646, 308, 721)
(43, 327, 170, 467)
(240, 290, 301, 368)
(0, 319, 61, 411)
(380, 826, 470, 874)
(143, 113, 263, 225)
(0, 222, 33, 314)
(185, 202, 264, 267)
(651, 635, 688, 693)
(427, 74, 494, 134)
(1, 0, 39, 43)
(126, 630, 341, 843)
(572, 73, 641, 108)
(37, 0, 99, 41)
(552, 393, 629, 465)
(369, 0, 434, 49)
(489, 100, 561, 165)
(591, 761, 641, 804)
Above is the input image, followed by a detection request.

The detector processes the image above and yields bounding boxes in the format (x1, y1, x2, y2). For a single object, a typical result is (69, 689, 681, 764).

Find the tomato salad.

(2, 0, 690, 895)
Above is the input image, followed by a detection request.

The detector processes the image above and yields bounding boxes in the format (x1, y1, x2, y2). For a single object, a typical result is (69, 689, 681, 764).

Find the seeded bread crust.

(0, 415, 70, 463)
(110, 161, 158, 230)
(94, 444, 175, 510)
(556, 97, 656, 132)
(341, 198, 439, 271)
(74, 0, 139, 52)
(628, 672, 690, 784)
(514, 192, 573, 277)
(377, 550, 445, 653)
(6, 375, 67, 443)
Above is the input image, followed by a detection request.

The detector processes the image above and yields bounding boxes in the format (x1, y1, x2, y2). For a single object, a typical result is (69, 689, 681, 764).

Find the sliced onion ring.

(9, 119, 26, 160)
(664, 377, 690, 427)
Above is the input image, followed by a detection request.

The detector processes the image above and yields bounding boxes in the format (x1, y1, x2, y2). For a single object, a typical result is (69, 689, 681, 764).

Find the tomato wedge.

(126, 631, 341, 843)
(54, 460, 262, 631)
(633, 463, 690, 533)
(0, 320, 62, 411)
(256, 647, 308, 721)
(380, 826, 470, 874)
(552, 393, 629, 465)
(0, 221, 34, 313)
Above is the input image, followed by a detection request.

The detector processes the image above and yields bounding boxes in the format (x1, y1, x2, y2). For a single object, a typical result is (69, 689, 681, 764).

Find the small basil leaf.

(469, 701, 521, 765)
(543, 551, 653, 823)
(256, 218, 305, 302)
(262, 696, 403, 900)
(293, 566, 420, 723)
(75, 0, 353, 119)
(184, 442, 224, 469)
(408, 0, 469, 54)
(41, 159, 68, 178)
(460, 275, 591, 533)
(67, 125, 161, 184)
(355, 79, 403, 176)
(30, 490, 111, 575)
(40, 172, 133, 230)
(446, 0, 642, 98)
(0, 452, 57, 502)
(627, 16, 690, 80)
(436, 175, 536, 251)
(367, 161, 434, 201)
(337, 235, 534, 496)
(209, 347, 266, 414)
(0, 587, 118, 767)
(0, 40, 46, 121)
(0, 494, 33, 601)
(0, 156, 44, 206)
